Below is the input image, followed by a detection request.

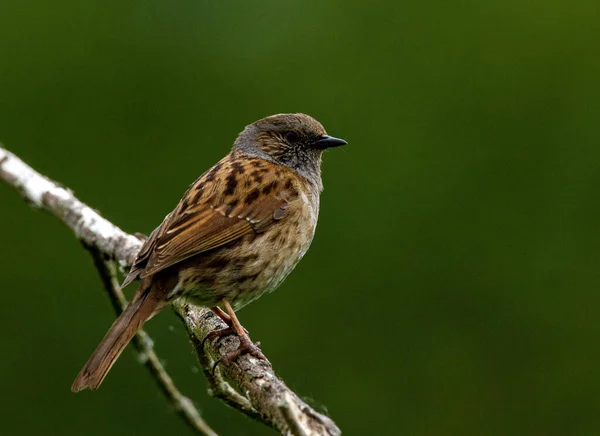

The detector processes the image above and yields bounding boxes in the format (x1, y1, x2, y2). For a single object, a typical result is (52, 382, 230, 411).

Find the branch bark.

(0, 146, 341, 436)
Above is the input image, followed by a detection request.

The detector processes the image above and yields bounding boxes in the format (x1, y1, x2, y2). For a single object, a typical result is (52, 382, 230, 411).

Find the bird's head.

(233, 113, 346, 188)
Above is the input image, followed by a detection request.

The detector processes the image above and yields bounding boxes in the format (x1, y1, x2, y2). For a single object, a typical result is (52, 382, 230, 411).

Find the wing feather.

(123, 154, 297, 284)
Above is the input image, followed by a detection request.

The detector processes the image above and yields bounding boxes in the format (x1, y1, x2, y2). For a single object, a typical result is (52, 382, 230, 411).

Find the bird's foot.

(201, 323, 259, 363)
(212, 334, 269, 373)
(201, 326, 235, 349)
(206, 300, 269, 373)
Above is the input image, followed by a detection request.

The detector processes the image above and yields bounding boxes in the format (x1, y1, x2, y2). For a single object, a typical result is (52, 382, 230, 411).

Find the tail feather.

(71, 289, 159, 392)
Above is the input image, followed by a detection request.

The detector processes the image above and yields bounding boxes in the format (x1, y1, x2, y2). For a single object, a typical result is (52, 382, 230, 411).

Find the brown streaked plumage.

(72, 113, 346, 392)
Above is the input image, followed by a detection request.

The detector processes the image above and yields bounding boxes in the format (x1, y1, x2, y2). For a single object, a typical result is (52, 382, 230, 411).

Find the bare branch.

(0, 146, 341, 436)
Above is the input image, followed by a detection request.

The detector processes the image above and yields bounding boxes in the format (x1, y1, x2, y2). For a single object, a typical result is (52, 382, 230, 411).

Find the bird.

(71, 113, 346, 392)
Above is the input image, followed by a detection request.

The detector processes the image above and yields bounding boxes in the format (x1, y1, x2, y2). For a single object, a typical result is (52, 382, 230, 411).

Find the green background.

(1, 1, 599, 435)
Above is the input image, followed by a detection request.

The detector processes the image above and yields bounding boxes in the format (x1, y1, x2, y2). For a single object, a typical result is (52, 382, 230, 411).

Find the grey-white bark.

(0, 146, 341, 436)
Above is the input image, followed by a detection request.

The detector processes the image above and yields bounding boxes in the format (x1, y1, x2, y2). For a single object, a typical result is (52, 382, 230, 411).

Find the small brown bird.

(72, 113, 346, 391)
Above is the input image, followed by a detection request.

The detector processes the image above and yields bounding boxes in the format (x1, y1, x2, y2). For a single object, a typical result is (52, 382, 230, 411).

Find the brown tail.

(71, 288, 159, 392)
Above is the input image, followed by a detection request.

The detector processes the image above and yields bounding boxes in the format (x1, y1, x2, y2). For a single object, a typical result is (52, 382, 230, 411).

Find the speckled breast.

(177, 178, 320, 311)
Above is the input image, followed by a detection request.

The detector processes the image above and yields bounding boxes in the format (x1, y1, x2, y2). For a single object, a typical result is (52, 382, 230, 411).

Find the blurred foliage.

(1, 1, 600, 435)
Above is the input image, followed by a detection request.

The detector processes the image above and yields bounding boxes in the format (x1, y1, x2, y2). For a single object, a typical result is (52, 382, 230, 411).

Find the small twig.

(86, 245, 218, 436)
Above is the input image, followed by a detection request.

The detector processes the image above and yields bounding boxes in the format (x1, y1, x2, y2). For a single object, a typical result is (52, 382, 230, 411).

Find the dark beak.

(312, 134, 347, 149)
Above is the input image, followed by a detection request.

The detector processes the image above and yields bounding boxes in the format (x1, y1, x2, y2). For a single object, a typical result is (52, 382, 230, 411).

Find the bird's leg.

(201, 307, 235, 349)
(210, 306, 231, 324)
(208, 299, 268, 370)
(201, 305, 247, 348)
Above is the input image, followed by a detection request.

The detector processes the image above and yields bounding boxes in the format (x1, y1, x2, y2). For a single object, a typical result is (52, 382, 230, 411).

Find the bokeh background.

(1, 1, 600, 435)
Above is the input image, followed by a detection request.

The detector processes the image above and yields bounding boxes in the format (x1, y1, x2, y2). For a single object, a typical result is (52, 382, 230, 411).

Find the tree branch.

(0, 145, 341, 436)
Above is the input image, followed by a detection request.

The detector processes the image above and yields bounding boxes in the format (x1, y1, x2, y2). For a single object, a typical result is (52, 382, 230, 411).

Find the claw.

(201, 327, 235, 349)
(212, 336, 268, 373)
(211, 358, 223, 375)
(207, 299, 270, 374)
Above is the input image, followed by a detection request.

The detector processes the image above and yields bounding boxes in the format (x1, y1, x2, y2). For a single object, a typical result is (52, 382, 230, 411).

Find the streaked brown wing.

(123, 154, 294, 285)
(121, 215, 170, 288)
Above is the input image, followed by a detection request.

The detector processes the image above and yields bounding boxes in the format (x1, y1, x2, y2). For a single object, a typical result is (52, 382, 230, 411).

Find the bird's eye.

(284, 130, 300, 143)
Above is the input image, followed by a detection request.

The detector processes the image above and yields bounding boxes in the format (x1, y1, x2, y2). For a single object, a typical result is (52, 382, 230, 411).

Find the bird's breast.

(177, 186, 320, 310)
(232, 194, 318, 308)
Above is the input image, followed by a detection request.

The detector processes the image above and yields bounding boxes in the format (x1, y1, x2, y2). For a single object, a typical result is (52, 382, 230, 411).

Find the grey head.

(232, 113, 346, 190)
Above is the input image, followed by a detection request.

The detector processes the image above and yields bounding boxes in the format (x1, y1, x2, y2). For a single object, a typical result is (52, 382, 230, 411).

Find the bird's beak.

(312, 135, 347, 149)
